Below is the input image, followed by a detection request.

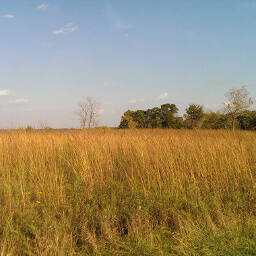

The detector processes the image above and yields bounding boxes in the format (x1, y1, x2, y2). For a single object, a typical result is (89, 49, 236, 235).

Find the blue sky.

(0, 0, 255, 128)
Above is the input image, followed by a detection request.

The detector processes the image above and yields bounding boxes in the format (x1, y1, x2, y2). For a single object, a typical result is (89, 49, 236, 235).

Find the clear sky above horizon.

(1, 0, 256, 128)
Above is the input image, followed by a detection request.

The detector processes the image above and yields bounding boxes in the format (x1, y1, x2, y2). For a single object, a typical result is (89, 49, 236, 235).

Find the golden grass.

(0, 129, 255, 255)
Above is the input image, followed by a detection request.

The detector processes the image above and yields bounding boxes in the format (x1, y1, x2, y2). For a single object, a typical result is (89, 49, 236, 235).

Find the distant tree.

(237, 110, 256, 130)
(202, 111, 220, 129)
(224, 86, 254, 131)
(118, 119, 129, 129)
(119, 103, 183, 129)
(146, 107, 162, 128)
(202, 111, 231, 129)
(160, 103, 179, 128)
(25, 125, 35, 132)
(132, 110, 147, 128)
(184, 104, 204, 129)
(75, 96, 101, 129)
(119, 110, 138, 129)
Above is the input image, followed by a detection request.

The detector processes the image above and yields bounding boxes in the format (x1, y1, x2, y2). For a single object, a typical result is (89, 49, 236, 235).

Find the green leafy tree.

(119, 110, 138, 129)
(224, 86, 254, 131)
(160, 104, 180, 128)
(184, 104, 204, 129)
(237, 110, 256, 130)
(202, 111, 231, 129)
(132, 110, 147, 128)
(146, 107, 162, 128)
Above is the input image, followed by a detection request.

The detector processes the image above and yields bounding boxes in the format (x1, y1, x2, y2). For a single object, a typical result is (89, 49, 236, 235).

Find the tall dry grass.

(0, 129, 255, 255)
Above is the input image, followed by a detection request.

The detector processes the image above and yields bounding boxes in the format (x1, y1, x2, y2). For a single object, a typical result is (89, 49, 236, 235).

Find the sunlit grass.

(0, 129, 255, 255)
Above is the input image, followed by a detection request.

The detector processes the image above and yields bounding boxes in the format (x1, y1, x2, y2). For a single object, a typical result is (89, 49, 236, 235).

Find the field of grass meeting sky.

(1, 2, 256, 254)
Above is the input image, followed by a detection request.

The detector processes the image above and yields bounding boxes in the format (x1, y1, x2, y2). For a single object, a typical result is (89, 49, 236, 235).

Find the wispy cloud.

(8, 99, 29, 105)
(53, 29, 65, 35)
(0, 90, 10, 96)
(53, 23, 78, 35)
(128, 99, 144, 104)
(0, 89, 29, 106)
(157, 93, 168, 100)
(38, 4, 49, 12)
(1, 14, 14, 19)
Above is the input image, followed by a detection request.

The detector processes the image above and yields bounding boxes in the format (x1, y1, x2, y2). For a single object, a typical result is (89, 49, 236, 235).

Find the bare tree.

(75, 97, 101, 129)
(224, 85, 254, 131)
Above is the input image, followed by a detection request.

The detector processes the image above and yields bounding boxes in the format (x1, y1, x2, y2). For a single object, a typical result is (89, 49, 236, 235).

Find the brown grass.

(0, 129, 255, 255)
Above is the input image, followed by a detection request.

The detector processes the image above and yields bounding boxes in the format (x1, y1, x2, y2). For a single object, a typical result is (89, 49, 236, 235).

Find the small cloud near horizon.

(1, 14, 14, 19)
(53, 23, 78, 35)
(0, 90, 10, 96)
(205, 103, 222, 109)
(8, 99, 29, 105)
(128, 99, 144, 104)
(157, 93, 168, 100)
(38, 4, 49, 12)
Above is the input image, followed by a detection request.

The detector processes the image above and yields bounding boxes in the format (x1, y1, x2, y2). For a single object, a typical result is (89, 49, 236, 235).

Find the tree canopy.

(184, 104, 204, 129)
(119, 86, 255, 131)
(224, 86, 254, 130)
(119, 104, 182, 129)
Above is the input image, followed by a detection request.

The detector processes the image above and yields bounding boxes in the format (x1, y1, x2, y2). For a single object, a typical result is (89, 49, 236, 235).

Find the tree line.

(119, 86, 255, 130)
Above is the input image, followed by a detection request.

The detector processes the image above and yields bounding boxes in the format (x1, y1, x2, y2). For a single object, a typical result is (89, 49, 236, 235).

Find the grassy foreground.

(0, 129, 255, 255)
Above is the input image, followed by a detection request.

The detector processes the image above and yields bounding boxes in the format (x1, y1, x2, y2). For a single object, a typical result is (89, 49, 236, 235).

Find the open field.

(0, 129, 255, 255)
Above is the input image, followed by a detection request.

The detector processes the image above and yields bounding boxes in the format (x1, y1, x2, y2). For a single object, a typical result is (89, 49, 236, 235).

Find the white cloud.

(8, 98, 29, 105)
(1, 14, 14, 19)
(157, 93, 168, 100)
(205, 103, 222, 109)
(128, 99, 144, 104)
(37, 4, 49, 12)
(0, 90, 10, 96)
(103, 82, 109, 86)
(53, 29, 65, 35)
(96, 108, 105, 115)
(53, 23, 78, 35)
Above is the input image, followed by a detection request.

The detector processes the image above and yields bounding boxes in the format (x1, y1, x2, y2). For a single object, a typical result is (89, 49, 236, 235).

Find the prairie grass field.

(0, 129, 255, 255)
